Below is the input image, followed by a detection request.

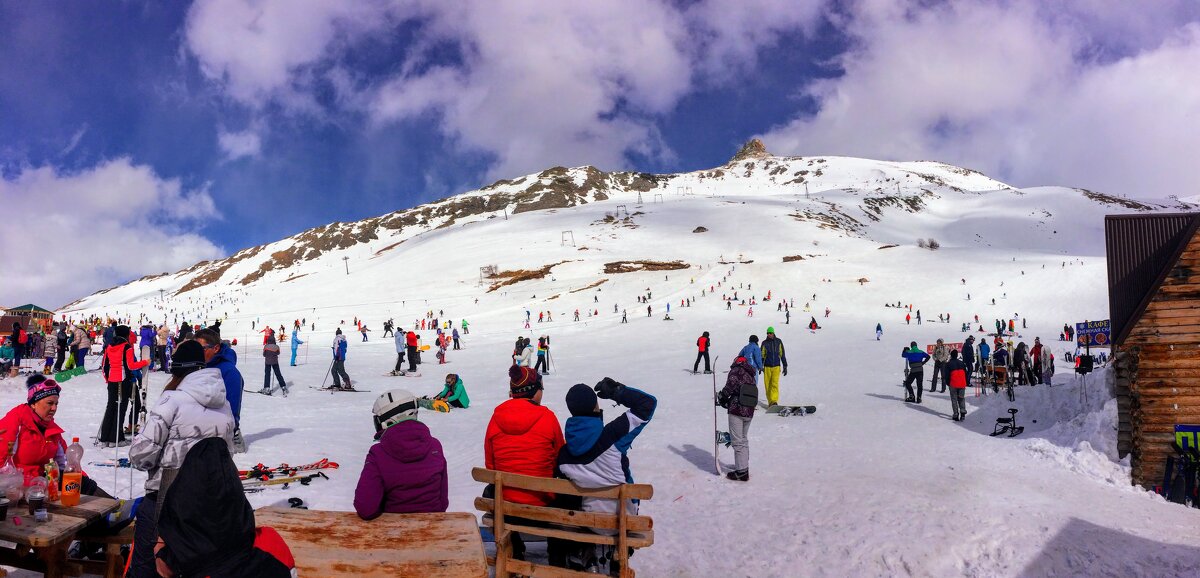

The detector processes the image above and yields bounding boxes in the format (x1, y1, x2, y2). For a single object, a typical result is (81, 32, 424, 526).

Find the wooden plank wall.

(1124, 232, 1200, 490)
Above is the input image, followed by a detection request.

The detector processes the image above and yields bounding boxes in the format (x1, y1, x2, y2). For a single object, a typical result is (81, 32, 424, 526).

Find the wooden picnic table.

(255, 507, 487, 578)
(0, 494, 120, 577)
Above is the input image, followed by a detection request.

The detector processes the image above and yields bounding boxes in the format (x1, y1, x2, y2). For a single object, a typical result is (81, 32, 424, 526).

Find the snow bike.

(990, 408, 1024, 437)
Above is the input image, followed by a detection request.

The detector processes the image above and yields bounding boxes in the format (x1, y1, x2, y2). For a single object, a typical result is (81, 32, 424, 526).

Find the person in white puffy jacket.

(128, 339, 236, 578)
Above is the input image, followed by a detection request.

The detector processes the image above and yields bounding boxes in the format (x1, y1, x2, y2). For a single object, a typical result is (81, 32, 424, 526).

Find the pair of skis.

(242, 471, 329, 492)
(239, 457, 339, 481)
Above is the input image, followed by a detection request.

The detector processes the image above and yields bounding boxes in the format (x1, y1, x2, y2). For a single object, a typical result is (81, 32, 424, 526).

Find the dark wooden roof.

(1106, 212, 1200, 345)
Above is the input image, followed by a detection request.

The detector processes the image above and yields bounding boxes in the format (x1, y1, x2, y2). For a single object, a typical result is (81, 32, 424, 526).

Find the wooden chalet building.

(1106, 212, 1200, 490)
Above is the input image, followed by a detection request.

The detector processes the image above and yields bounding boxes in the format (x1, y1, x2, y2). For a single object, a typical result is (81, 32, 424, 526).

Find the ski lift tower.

(343, 256, 350, 275)
(615, 204, 629, 218)
(479, 265, 498, 286)
(653, 194, 664, 204)
(561, 231, 576, 247)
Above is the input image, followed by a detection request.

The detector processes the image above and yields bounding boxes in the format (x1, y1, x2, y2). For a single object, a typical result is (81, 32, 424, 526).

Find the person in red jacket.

(693, 331, 712, 374)
(405, 331, 419, 373)
(946, 350, 969, 421)
(0, 377, 67, 479)
(484, 365, 564, 559)
(99, 326, 150, 446)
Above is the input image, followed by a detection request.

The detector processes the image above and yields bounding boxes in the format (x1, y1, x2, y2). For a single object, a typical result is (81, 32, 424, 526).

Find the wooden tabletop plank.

(255, 508, 488, 578)
(0, 510, 89, 548)
(47, 495, 120, 523)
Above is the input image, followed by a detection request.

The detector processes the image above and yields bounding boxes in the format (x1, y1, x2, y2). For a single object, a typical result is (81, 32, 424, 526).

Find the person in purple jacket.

(354, 389, 448, 519)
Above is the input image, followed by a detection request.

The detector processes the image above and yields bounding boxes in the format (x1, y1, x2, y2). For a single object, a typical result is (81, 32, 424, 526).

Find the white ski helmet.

(372, 389, 418, 434)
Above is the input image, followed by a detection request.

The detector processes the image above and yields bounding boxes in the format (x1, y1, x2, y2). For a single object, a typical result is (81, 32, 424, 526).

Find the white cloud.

(217, 129, 262, 161)
(185, 0, 829, 178)
(761, 0, 1200, 199)
(0, 159, 224, 308)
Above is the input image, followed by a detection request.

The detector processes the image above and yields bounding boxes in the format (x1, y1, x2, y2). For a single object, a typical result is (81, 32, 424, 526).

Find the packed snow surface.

(11, 156, 1200, 576)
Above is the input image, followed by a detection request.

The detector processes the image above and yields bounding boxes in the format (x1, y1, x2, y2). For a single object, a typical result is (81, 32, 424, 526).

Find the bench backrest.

(472, 467, 654, 578)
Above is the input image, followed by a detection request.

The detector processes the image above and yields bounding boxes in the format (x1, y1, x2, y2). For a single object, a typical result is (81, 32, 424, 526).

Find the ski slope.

(8, 153, 1200, 576)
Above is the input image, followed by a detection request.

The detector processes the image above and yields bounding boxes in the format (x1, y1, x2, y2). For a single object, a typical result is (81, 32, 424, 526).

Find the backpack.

(17, 330, 27, 345)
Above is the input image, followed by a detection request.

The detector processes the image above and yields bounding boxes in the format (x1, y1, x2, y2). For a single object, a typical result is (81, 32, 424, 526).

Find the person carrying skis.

(738, 335, 763, 380)
(331, 328, 353, 390)
(555, 378, 657, 571)
(693, 331, 712, 374)
(354, 389, 448, 519)
(930, 339, 950, 393)
(484, 365, 564, 559)
(717, 356, 758, 481)
(261, 334, 287, 396)
(289, 327, 304, 366)
(901, 342, 930, 403)
(761, 328, 788, 407)
(128, 339, 236, 577)
(946, 350, 969, 421)
(432, 373, 470, 408)
(100, 326, 150, 447)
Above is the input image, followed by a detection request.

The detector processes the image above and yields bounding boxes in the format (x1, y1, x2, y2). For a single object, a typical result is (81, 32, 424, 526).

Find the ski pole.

(319, 357, 335, 390)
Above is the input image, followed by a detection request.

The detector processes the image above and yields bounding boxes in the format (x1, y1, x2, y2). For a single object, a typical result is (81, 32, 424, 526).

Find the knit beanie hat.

(28, 379, 61, 404)
(509, 365, 541, 398)
(749, 335, 759, 344)
(566, 383, 599, 417)
(171, 340, 207, 377)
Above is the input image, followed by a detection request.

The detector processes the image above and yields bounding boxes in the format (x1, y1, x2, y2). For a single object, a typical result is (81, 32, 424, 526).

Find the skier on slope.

(901, 342, 930, 404)
(289, 327, 304, 366)
(330, 329, 353, 390)
(555, 378, 657, 571)
(717, 356, 758, 482)
(693, 332, 712, 374)
(260, 334, 288, 396)
(354, 389, 448, 519)
(534, 336, 550, 375)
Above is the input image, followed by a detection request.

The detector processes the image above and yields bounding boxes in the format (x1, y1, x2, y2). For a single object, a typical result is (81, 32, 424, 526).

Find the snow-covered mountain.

(60, 139, 1190, 322)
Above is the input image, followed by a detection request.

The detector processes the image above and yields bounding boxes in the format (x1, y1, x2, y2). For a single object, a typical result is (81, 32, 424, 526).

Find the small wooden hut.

(1106, 212, 1200, 490)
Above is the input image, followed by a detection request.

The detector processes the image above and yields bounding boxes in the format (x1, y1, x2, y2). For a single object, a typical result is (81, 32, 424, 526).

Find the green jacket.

(438, 376, 470, 408)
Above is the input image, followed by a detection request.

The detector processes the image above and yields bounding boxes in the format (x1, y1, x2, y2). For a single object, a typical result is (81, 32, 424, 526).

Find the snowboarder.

(717, 357, 758, 481)
(354, 389, 448, 519)
(331, 329, 353, 390)
(901, 342, 930, 403)
(761, 328, 787, 407)
(693, 332, 712, 374)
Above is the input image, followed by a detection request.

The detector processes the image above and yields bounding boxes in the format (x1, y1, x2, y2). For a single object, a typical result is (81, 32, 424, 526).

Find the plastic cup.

(33, 509, 48, 523)
(27, 495, 44, 516)
(0, 498, 8, 519)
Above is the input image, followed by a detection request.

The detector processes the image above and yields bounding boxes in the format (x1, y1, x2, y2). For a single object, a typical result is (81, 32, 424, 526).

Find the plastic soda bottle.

(60, 437, 84, 507)
(45, 461, 59, 502)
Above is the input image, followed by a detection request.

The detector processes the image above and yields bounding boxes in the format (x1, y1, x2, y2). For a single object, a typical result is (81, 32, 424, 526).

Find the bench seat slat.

(476, 498, 652, 532)
(472, 467, 653, 500)
(505, 523, 653, 548)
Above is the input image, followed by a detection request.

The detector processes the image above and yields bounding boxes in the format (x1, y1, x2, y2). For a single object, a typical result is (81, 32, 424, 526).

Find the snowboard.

(765, 405, 817, 417)
(418, 398, 452, 413)
(710, 356, 722, 475)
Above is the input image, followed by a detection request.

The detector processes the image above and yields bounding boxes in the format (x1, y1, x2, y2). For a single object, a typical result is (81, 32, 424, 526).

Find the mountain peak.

(730, 138, 770, 163)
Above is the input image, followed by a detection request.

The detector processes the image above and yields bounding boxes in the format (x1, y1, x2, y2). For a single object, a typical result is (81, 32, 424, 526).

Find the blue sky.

(2, 1, 1199, 307)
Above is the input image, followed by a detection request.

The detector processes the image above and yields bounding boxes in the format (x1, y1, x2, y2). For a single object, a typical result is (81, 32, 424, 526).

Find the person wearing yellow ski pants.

(761, 327, 788, 406)
(763, 365, 782, 406)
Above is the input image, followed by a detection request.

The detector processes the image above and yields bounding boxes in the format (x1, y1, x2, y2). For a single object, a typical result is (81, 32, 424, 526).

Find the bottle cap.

(71, 437, 79, 443)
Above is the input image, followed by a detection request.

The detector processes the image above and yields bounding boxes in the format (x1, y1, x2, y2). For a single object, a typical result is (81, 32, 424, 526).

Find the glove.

(783, 367, 788, 377)
(594, 377, 625, 400)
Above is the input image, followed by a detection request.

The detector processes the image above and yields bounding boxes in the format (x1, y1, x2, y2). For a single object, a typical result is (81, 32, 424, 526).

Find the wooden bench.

(471, 467, 654, 578)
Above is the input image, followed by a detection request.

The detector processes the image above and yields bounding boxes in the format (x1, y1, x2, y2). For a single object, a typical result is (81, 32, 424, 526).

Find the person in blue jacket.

(556, 378, 656, 572)
(901, 341, 930, 403)
(290, 328, 304, 366)
(978, 339, 991, 373)
(738, 335, 764, 379)
(331, 328, 352, 390)
(196, 328, 246, 452)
